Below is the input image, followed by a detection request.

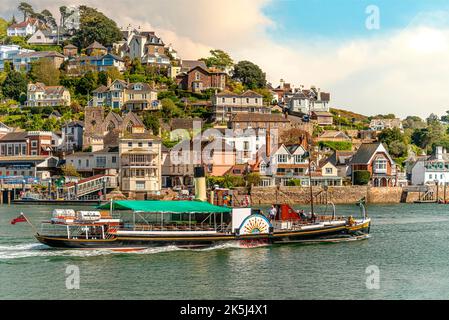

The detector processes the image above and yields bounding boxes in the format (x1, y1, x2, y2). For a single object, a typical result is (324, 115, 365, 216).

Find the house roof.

(230, 113, 289, 123)
(64, 44, 77, 49)
(16, 51, 65, 59)
(8, 18, 38, 29)
(181, 60, 207, 72)
(0, 131, 28, 141)
(86, 41, 107, 50)
(319, 130, 351, 140)
(327, 151, 355, 166)
(350, 143, 394, 165)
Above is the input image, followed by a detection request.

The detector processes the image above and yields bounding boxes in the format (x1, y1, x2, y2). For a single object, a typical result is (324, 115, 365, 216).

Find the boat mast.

(308, 145, 314, 215)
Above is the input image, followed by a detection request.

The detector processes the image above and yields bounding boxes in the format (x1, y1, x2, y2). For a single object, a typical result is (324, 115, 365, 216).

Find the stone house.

(176, 66, 226, 92)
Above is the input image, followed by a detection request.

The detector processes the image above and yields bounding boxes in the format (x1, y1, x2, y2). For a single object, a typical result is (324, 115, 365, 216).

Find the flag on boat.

(10, 213, 27, 225)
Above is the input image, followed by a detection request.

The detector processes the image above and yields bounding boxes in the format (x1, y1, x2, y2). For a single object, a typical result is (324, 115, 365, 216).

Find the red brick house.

(176, 66, 226, 92)
(350, 142, 397, 187)
(0, 131, 53, 157)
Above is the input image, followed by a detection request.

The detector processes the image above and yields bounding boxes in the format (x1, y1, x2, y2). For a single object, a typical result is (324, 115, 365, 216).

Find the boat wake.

(296, 234, 371, 245)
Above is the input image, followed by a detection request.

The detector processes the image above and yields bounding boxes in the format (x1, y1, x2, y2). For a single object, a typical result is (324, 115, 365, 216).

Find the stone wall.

(243, 186, 419, 205)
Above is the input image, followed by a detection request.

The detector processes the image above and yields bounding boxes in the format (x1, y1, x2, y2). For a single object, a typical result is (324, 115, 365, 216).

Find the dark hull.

(35, 221, 371, 250)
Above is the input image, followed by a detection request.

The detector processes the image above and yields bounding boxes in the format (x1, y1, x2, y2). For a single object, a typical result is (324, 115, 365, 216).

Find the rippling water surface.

(1, 203, 448, 300)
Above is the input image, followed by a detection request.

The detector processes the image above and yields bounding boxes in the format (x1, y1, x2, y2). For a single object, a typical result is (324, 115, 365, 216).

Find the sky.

(2, 0, 449, 119)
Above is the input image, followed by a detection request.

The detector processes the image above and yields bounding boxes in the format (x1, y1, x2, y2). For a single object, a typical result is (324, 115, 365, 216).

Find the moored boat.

(31, 200, 371, 249)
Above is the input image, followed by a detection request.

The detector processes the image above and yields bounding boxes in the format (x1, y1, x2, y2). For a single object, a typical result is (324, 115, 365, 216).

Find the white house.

(65, 146, 119, 176)
(27, 29, 70, 45)
(288, 87, 330, 114)
(7, 18, 39, 37)
(411, 146, 449, 186)
(0, 45, 34, 71)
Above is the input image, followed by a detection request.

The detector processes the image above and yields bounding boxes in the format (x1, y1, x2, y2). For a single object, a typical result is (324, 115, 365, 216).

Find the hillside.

(330, 108, 369, 122)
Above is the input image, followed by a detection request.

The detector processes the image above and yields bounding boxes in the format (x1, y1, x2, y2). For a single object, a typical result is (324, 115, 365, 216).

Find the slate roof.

(350, 143, 384, 164)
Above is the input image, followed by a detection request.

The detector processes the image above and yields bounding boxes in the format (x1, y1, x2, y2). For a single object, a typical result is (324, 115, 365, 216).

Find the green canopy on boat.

(96, 200, 232, 214)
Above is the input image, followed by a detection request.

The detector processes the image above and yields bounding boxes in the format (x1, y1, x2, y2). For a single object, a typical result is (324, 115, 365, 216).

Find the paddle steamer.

(30, 199, 371, 249)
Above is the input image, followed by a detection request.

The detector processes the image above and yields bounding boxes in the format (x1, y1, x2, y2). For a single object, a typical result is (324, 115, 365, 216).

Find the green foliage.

(28, 59, 60, 86)
(207, 175, 245, 189)
(286, 179, 302, 187)
(232, 60, 267, 89)
(71, 6, 122, 48)
(2, 69, 27, 102)
(161, 98, 184, 119)
(245, 173, 261, 187)
(319, 141, 353, 151)
(403, 116, 426, 130)
(0, 18, 8, 40)
(353, 171, 371, 186)
(200, 49, 234, 70)
(143, 112, 160, 136)
(388, 140, 408, 158)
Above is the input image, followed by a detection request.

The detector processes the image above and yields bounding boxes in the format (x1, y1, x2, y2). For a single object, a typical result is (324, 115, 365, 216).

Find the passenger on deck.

(269, 205, 277, 221)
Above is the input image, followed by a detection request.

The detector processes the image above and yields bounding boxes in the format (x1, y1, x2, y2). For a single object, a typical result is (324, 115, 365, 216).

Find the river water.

(0, 203, 448, 300)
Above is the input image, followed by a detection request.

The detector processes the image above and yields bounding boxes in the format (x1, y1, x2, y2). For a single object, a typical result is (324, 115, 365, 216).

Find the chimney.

(265, 130, 271, 160)
(280, 79, 285, 90)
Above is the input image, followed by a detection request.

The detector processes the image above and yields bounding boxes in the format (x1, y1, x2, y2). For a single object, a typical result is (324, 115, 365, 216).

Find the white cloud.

(3, 1, 449, 118)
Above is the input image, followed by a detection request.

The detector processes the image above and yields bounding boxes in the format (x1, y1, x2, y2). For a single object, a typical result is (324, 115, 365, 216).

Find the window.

(128, 142, 132, 147)
(374, 159, 388, 173)
(195, 72, 200, 81)
(222, 98, 225, 103)
(112, 156, 117, 163)
(31, 141, 37, 148)
(138, 142, 143, 147)
(96, 156, 106, 168)
(148, 142, 152, 147)
(136, 181, 146, 190)
(294, 155, 303, 163)
(277, 154, 288, 163)
(326, 168, 333, 174)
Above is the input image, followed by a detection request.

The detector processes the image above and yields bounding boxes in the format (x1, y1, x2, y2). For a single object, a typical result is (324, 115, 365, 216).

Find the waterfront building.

(0, 155, 58, 181)
(60, 121, 84, 152)
(161, 145, 195, 188)
(65, 146, 119, 177)
(26, 83, 71, 107)
(0, 131, 56, 156)
(119, 125, 162, 199)
(212, 90, 269, 122)
(410, 146, 449, 186)
(90, 79, 159, 111)
(350, 142, 397, 187)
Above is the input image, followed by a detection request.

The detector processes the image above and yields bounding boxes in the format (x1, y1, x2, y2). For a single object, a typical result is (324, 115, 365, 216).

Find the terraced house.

(212, 90, 270, 122)
(90, 79, 159, 111)
(26, 83, 71, 107)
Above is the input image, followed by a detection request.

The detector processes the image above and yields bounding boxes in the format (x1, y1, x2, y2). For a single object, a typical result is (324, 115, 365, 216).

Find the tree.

(232, 60, 266, 89)
(75, 71, 97, 95)
(200, 49, 234, 71)
(143, 112, 160, 136)
(403, 116, 426, 130)
(61, 164, 81, 178)
(59, 6, 68, 28)
(28, 59, 60, 86)
(18, 2, 34, 21)
(441, 111, 449, 123)
(161, 98, 183, 119)
(71, 6, 122, 49)
(245, 173, 261, 194)
(0, 18, 8, 40)
(40, 10, 57, 29)
(388, 140, 408, 158)
(378, 128, 405, 146)
(427, 113, 440, 126)
(2, 69, 27, 102)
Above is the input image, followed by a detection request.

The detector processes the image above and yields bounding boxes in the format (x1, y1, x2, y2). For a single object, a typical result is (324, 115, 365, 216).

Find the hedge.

(353, 170, 371, 185)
